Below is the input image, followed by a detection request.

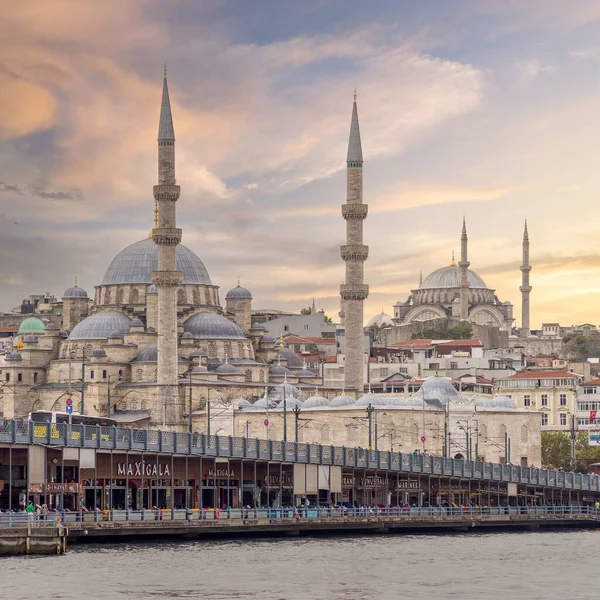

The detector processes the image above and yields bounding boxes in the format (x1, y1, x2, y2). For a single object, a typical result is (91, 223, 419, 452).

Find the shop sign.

(116, 462, 171, 477)
(397, 481, 420, 490)
(264, 474, 293, 486)
(360, 477, 386, 487)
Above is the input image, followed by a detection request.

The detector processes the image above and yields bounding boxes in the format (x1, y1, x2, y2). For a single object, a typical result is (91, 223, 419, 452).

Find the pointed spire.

(158, 68, 175, 140)
(346, 91, 363, 163)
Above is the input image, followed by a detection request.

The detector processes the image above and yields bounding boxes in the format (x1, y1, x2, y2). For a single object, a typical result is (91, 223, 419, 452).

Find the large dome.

(420, 266, 487, 290)
(101, 238, 212, 285)
(69, 311, 132, 340)
(184, 312, 246, 339)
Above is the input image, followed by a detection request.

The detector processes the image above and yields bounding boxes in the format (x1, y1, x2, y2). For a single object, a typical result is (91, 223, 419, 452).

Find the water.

(1, 531, 598, 599)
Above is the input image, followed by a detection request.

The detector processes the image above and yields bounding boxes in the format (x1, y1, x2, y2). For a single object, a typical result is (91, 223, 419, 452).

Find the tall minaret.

(340, 92, 368, 393)
(458, 217, 470, 321)
(520, 220, 532, 338)
(152, 66, 183, 428)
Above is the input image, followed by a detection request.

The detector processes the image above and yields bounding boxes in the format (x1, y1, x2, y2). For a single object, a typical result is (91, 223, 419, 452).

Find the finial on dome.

(450, 250, 456, 267)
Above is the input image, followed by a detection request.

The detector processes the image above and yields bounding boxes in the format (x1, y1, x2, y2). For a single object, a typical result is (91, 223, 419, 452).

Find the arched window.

(479, 423, 488, 441)
(116, 288, 124, 305)
(321, 423, 331, 443)
(130, 289, 139, 303)
(177, 289, 185, 304)
(244, 369, 252, 383)
(347, 425, 358, 445)
(521, 425, 528, 443)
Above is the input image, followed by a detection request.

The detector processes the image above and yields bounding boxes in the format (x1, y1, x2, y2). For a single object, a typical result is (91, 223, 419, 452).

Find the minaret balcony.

(340, 245, 369, 261)
(153, 184, 181, 201)
(340, 283, 369, 301)
(152, 228, 182, 245)
(342, 203, 368, 220)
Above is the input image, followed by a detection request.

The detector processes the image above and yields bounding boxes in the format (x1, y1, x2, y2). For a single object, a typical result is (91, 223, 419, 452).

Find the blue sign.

(65, 405, 73, 414)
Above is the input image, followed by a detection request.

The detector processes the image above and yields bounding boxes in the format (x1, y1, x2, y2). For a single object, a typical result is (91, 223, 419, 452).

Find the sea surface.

(0, 530, 597, 599)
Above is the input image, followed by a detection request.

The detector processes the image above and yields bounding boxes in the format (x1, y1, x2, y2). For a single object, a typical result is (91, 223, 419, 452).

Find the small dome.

(91, 347, 107, 357)
(18, 316, 45, 335)
(184, 312, 246, 339)
(147, 284, 158, 294)
(303, 394, 330, 408)
(226, 285, 252, 300)
(215, 362, 242, 375)
(181, 332, 194, 339)
(355, 393, 387, 407)
(135, 343, 158, 362)
(130, 318, 144, 328)
(69, 311, 131, 341)
(270, 365, 292, 376)
(22, 335, 39, 343)
(5, 351, 22, 361)
(330, 393, 355, 407)
(45, 322, 59, 331)
(275, 348, 303, 369)
(296, 368, 317, 378)
(250, 322, 266, 331)
(63, 285, 88, 299)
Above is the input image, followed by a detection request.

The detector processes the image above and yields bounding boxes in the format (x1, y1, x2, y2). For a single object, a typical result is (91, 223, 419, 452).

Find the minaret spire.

(152, 67, 183, 428)
(341, 92, 369, 394)
(458, 217, 470, 321)
(520, 219, 532, 338)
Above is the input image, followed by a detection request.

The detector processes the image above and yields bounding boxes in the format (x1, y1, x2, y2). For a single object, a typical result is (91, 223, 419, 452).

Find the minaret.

(458, 217, 470, 321)
(340, 92, 368, 393)
(152, 66, 183, 428)
(520, 220, 532, 337)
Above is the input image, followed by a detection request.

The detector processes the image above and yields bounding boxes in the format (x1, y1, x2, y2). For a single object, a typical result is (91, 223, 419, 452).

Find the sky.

(1, 0, 599, 328)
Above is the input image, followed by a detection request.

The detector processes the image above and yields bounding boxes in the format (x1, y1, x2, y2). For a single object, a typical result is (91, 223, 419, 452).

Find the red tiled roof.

(509, 370, 576, 379)
(436, 339, 483, 347)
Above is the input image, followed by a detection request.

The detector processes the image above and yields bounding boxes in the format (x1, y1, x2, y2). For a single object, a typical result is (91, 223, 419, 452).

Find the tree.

(411, 326, 473, 340)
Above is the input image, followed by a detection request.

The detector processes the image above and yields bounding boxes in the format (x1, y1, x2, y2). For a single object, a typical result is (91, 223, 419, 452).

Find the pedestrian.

(26, 501, 35, 527)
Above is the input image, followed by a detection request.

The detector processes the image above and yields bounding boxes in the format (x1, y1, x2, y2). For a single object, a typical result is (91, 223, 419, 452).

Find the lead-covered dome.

(69, 311, 131, 340)
(184, 312, 246, 339)
(420, 266, 487, 290)
(101, 238, 212, 285)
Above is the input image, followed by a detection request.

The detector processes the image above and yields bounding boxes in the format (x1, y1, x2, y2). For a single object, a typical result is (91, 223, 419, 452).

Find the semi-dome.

(275, 349, 303, 369)
(69, 311, 131, 340)
(101, 238, 212, 285)
(303, 394, 330, 408)
(330, 393, 355, 407)
(420, 266, 487, 290)
(215, 362, 242, 375)
(184, 312, 246, 339)
(226, 284, 252, 299)
(63, 284, 88, 298)
(18, 316, 45, 335)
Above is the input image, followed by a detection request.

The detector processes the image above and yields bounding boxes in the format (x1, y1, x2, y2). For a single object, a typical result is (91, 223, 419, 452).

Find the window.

(541, 394, 548, 406)
(541, 413, 548, 426)
(17, 373, 22, 382)
(560, 394, 567, 406)
(102, 370, 107, 379)
(524, 394, 531, 407)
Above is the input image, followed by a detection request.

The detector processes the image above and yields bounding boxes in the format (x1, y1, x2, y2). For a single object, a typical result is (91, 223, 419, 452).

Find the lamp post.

(366, 403, 374, 450)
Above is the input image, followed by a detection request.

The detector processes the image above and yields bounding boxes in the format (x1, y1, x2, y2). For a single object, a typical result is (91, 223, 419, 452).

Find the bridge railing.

(0, 504, 597, 528)
(1, 419, 598, 493)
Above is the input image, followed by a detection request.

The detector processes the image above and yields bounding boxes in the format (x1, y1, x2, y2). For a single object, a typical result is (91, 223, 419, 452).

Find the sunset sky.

(1, 1, 599, 327)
